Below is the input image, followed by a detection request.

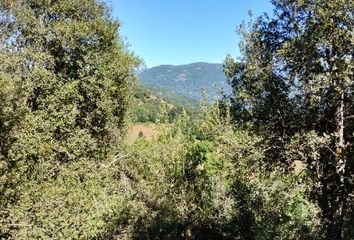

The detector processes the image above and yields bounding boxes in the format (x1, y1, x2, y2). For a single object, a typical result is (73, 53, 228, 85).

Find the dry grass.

(127, 124, 155, 144)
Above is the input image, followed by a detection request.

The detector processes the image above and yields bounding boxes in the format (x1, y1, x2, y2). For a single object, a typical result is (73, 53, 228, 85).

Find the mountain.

(138, 62, 231, 100)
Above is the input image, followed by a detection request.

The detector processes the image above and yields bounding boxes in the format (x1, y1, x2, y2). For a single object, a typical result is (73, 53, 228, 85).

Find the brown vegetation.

(127, 124, 155, 143)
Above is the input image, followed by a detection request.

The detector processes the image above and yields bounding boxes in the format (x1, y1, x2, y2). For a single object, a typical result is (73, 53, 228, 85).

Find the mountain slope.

(138, 62, 230, 100)
(128, 85, 199, 123)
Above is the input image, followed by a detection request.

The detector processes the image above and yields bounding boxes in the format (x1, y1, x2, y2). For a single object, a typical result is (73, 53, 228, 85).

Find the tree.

(224, 0, 354, 239)
(0, 0, 139, 237)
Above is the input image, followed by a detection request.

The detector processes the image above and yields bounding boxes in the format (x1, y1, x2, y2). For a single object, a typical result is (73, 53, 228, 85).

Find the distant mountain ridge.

(138, 62, 230, 100)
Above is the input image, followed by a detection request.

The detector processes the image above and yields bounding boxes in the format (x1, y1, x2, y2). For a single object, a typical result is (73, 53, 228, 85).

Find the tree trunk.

(325, 90, 347, 240)
(337, 91, 345, 150)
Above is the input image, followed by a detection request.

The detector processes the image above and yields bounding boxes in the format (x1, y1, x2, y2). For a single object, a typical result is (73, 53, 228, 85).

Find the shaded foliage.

(0, 0, 138, 238)
(224, 0, 354, 239)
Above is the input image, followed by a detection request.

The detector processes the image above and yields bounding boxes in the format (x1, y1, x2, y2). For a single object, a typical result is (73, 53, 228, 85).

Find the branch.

(345, 115, 354, 119)
(325, 146, 337, 157)
(100, 153, 130, 169)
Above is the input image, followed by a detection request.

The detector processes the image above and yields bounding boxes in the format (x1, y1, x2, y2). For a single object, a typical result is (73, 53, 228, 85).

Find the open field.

(127, 124, 155, 143)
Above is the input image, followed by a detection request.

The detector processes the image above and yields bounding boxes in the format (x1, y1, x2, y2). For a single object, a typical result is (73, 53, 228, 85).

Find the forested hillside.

(138, 62, 230, 100)
(128, 85, 199, 124)
(0, 0, 353, 240)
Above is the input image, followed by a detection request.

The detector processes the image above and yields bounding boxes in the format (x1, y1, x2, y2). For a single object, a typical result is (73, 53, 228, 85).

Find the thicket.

(116, 103, 322, 239)
(224, 1, 354, 238)
(0, 0, 353, 240)
(0, 0, 138, 238)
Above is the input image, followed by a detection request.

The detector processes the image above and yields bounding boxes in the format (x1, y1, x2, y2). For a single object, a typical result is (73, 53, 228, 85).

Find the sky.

(112, 0, 273, 68)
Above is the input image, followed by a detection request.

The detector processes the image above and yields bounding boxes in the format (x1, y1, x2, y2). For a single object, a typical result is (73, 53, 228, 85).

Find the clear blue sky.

(111, 0, 273, 68)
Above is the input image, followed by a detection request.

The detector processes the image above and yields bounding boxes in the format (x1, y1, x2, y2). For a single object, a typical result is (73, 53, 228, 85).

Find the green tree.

(119, 100, 321, 239)
(224, 0, 354, 239)
(0, 0, 138, 238)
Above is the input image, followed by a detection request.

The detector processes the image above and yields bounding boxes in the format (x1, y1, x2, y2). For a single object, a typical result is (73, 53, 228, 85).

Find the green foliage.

(115, 102, 322, 239)
(0, 0, 139, 238)
(128, 85, 199, 124)
(1, 0, 350, 239)
(3, 162, 136, 239)
(224, 0, 354, 238)
(145, 85, 200, 109)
